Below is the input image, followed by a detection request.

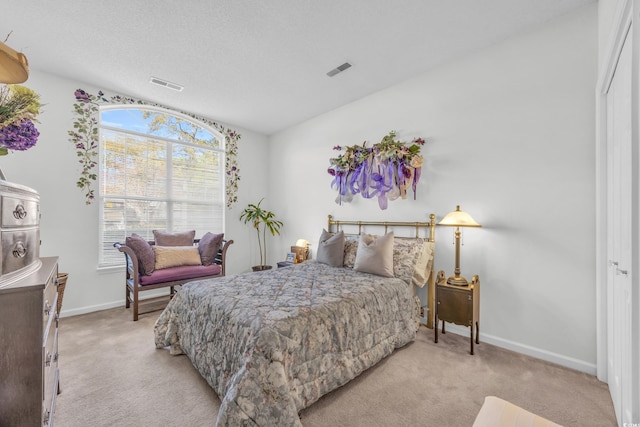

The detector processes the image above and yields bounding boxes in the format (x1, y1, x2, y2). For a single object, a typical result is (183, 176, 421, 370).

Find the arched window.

(98, 106, 225, 268)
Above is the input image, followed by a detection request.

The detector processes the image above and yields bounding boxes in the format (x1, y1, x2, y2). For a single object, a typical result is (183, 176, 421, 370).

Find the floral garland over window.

(68, 89, 241, 206)
(327, 131, 425, 210)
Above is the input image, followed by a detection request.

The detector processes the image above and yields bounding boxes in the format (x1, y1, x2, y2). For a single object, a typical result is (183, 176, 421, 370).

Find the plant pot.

(252, 265, 272, 272)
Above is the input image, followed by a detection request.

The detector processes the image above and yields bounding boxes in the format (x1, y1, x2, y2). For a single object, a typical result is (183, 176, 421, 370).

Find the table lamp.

(438, 205, 481, 286)
(293, 239, 311, 263)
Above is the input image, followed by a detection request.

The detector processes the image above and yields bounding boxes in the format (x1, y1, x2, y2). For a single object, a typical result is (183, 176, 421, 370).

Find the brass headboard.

(327, 214, 437, 329)
(328, 214, 436, 240)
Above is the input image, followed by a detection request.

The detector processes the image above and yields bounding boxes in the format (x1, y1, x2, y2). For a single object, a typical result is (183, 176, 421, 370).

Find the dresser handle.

(43, 409, 50, 425)
(12, 241, 27, 258)
(54, 351, 59, 362)
(45, 352, 52, 367)
(44, 301, 51, 316)
(12, 203, 27, 219)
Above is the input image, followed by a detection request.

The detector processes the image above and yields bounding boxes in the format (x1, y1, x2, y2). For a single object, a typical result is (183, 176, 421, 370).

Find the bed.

(154, 215, 436, 426)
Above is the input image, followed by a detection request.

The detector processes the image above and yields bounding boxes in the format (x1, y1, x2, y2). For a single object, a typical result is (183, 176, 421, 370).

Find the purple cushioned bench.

(139, 264, 222, 286)
(114, 238, 233, 320)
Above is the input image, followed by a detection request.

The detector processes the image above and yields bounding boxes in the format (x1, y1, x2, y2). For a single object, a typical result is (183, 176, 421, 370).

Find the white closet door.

(605, 25, 633, 426)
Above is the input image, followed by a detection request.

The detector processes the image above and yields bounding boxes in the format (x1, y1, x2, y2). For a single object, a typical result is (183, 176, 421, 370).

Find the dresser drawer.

(1, 196, 39, 227)
(43, 271, 57, 323)
(42, 266, 59, 427)
(1, 229, 40, 275)
(43, 326, 58, 420)
(43, 368, 59, 427)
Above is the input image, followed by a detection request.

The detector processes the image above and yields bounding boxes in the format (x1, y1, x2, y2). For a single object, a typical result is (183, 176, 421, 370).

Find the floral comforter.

(154, 261, 420, 426)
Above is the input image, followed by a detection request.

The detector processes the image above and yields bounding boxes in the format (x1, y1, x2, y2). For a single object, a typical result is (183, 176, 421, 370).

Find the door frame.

(596, 0, 630, 383)
(595, 0, 640, 422)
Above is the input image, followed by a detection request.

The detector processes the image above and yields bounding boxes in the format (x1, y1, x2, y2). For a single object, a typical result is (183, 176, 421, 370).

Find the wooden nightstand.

(434, 270, 480, 354)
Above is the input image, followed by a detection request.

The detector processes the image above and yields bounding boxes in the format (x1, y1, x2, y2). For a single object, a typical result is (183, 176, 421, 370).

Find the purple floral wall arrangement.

(0, 84, 42, 157)
(327, 131, 425, 210)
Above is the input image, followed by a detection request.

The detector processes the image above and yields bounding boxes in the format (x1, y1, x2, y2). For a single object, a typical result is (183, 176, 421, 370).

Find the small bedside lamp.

(438, 205, 481, 286)
(293, 239, 311, 263)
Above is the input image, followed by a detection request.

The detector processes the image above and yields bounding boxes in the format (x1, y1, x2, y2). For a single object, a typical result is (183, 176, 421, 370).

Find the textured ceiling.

(1, 0, 595, 135)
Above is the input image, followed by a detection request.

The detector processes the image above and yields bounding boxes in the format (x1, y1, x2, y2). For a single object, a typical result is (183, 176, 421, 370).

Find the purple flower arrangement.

(0, 119, 39, 152)
(0, 84, 42, 156)
(327, 131, 426, 210)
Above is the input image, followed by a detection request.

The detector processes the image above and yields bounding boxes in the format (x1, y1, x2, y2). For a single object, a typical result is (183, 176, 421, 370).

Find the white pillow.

(316, 229, 345, 267)
(412, 241, 435, 288)
(354, 232, 394, 277)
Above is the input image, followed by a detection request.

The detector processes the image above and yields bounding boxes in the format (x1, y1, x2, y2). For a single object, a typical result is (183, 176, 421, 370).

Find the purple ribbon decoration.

(369, 160, 394, 210)
(329, 147, 423, 208)
(330, 170, 354, 205)
(412, 166, 421, 199)
(351, 157, 375, 199)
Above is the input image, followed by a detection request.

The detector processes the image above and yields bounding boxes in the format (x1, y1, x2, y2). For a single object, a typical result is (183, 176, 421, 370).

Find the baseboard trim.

(441, 324, 597, 375)
(59, 290, 170, 319)
(60, 300, 122, 318)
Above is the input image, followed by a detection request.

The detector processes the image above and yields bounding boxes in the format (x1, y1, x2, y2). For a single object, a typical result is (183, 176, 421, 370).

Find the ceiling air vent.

(149, 76, 184, 92)
(326, 62, 352, 77)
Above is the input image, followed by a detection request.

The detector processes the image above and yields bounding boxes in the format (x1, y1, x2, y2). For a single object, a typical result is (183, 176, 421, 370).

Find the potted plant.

(239, 198, 283, 271)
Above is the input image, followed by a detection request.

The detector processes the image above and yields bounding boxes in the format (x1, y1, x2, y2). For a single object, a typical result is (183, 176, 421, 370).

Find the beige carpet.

(54, 308, 617, 427)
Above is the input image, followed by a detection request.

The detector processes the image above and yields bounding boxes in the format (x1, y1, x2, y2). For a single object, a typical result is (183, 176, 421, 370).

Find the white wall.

(268, 4, 598, 373)
(1, 70, 269, 317)
(1, 3, 598, 373)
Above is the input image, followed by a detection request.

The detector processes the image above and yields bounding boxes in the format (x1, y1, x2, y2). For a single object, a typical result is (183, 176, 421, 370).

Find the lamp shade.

(0, 40, 29, 84)
(295, 239, 310, 248)
(438, 205, 481, 228)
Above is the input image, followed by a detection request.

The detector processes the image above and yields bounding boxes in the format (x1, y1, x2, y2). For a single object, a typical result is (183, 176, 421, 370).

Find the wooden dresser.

(0, 180, 59, 425)
(0, 257, 60, 427)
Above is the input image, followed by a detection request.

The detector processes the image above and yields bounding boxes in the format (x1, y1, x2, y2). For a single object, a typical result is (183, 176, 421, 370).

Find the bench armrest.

(218, 239, 234, 275)
(113, 242, 141, 282)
